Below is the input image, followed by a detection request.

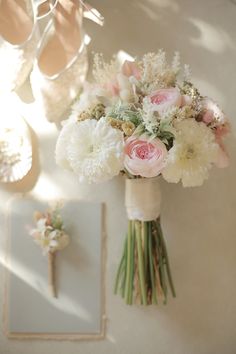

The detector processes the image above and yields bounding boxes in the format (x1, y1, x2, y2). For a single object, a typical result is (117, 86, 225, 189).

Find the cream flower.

(56, 118, 124, 183)
(30, 226, 69, 255)
(162, 119, 219, 187)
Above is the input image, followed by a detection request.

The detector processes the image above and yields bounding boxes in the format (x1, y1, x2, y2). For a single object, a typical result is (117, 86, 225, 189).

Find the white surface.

(6, 198, 103, 336)
(0, 0, 236, 353)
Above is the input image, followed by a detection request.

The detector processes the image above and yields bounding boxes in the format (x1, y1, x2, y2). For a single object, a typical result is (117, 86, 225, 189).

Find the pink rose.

(214, 124, 230, 169)
(215, 142, 229, 168)
(149, 88, 182, 114)
(124, 135, 167, 177)
(201, 98, 226, 124)
(214, 123, 230, 141)
(122, 60, 141, 80)
(214, 123, 230, 168)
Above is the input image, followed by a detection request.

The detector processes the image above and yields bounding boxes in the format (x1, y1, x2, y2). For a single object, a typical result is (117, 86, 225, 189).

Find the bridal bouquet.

(56, 51, 230, 305)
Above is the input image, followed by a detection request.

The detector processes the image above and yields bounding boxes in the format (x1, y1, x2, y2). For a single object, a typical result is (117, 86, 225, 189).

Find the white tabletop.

(0, 0, 236, 353)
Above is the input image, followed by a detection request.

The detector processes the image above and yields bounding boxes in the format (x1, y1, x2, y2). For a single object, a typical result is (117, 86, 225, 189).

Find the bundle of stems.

(114, 218, 176, 305)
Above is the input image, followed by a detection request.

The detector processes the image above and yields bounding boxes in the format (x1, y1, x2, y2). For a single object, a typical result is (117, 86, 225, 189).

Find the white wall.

(0, 0, 236, 353)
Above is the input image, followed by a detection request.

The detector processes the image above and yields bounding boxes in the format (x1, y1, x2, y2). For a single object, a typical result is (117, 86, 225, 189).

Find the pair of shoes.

(31, 0, 88, 124)
(0, 0, 103, 124)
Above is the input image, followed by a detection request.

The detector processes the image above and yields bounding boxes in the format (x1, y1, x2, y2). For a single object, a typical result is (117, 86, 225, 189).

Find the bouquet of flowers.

(29, 202, 69, 297)
(56, 51, 230, 305)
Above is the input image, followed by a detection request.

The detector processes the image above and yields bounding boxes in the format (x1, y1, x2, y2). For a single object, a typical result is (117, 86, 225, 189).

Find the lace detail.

(31, 44, 88, 123)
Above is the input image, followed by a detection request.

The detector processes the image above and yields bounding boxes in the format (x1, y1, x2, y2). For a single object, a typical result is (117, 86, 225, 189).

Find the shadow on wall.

(86, 0, 236, 109)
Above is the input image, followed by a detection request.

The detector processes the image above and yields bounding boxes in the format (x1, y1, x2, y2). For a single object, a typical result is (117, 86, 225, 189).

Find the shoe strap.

(35, 0, 59, 20)
(35, 0, 104, 25)
(80, 1, 104, 26)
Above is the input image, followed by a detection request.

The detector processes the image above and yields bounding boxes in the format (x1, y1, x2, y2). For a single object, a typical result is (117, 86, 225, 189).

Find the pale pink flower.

(122, 60, 141, 80)
(201, 97, 226, 125)
(124, 135, 167, 177)
(149, 88, 182, 115)
(181, 94, 192, 107)
(202, 110, 214, 124)
(104, 80, 120, 96)
(214, 123, 230, 141)
(215, 142, 229, 168)
(214, 123, 230, 169)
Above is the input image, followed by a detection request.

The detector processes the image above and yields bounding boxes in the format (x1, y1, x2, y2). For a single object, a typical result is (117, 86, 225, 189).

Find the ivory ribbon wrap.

(125, 177, 161, 221)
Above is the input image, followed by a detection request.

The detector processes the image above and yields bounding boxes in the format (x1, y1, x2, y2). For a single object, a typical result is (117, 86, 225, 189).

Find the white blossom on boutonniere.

(30, 207, 69, 255)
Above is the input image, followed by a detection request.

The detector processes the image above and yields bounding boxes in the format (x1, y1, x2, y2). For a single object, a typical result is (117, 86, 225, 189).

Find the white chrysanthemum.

(162, 119, 219, 187)
(56, 118, 124, 183)
(55, 121, 75, 169)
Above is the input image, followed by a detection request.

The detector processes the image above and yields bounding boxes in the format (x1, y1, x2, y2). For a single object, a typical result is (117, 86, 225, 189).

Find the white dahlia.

(56, 118, 124, 183)
(162, 119, 219, 187)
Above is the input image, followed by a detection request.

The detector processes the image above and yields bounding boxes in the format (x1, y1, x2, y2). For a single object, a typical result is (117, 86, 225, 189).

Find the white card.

(4, 197, 105, 340)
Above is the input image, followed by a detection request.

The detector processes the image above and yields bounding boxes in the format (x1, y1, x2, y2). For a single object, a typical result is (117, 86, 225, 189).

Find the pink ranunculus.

(201, 97, 226, 125)
(124, 135, 167, 177)
(149, 88, 182, 114)
(122, 60, 141, 80)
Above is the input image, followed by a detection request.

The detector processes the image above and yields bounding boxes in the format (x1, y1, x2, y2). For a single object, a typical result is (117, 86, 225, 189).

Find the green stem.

(143, 222, 148, 280)
(128, 221, 135, 305)
(156, 219, 176, 298)
(148, 222, 157, 304)
(153, 221, 167, 304)
(135, 221, 147, 305)
(125, 221, 132, 304)
(114, 236, 127, 295)
(121, 238, 127, 298)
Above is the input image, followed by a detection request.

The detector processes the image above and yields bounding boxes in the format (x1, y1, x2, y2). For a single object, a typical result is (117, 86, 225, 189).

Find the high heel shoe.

(0, 0, 40, 93)
(30, 0, 91, 124)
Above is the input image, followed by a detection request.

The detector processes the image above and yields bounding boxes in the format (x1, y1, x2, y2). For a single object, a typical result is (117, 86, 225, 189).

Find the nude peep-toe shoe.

(30, 0, 98, 124)
(0, 0, 41, 93)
